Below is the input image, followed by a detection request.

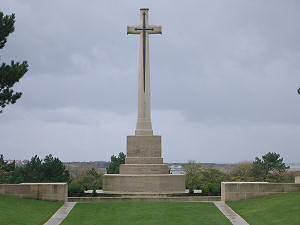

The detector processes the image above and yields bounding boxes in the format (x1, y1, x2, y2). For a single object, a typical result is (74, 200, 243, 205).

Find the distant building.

(169, 164, 185, 175)
(5, 160, 28, 166)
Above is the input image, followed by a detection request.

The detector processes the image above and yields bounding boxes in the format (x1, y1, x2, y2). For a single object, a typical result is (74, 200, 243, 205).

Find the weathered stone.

(221, 182, 300, 201)
(103, 9, 185, 194)
(0, 183, 68, 201)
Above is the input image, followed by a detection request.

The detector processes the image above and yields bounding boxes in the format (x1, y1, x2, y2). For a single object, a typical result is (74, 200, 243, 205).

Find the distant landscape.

(63, 161, 300, 178)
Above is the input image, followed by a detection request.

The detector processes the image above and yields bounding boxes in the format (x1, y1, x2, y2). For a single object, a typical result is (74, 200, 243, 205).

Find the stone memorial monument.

(103, 8, 185, 194)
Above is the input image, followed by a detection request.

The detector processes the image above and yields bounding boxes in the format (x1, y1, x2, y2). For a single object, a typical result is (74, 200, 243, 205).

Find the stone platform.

(103, 135, 185, 194)
(68, 195, 221, 202)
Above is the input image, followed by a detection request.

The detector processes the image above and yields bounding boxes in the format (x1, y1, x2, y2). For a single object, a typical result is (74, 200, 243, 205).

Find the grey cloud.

(1, 0, 299, 162)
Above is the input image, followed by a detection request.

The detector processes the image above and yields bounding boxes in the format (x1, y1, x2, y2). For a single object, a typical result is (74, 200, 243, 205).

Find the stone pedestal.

(103, 135, 185, 194)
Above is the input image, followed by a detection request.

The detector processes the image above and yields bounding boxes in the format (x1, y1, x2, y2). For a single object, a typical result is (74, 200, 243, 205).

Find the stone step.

(120, 164, 169, 174)
(68, 196, 221, 202)
(125, 157, 163, 164)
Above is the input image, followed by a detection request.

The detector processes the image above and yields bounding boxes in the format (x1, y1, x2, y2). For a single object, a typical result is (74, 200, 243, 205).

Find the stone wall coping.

(21, 183, 67, 185)
(222, 182, 300, 185)
(0, 183, 67, 186)
(222, 182, 268, 184)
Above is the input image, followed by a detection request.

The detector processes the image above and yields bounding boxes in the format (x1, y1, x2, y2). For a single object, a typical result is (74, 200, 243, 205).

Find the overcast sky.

(1, 0, 299, 163)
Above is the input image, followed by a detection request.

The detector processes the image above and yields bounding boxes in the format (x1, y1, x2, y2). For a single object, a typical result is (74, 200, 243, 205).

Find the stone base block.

(125, 157, 163, 164)
(120, 164, 169, 174)
(127, 135, 161, 157)
(103, 174, 185, 194)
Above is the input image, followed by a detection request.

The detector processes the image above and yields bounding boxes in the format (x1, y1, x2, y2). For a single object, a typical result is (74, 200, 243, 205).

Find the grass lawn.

(62, 201, 231, 225)
(0, 195, 62, 225)
(228, 192, 300, 225)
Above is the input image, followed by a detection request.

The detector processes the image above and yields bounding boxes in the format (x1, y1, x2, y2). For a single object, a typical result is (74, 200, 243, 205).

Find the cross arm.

(148, 26, 162, 34)
(127, 25, 162, 35)
(127, 26, 140, 34)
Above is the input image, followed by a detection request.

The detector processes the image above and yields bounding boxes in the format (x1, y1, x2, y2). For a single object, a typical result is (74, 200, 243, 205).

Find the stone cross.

(127, 8, 162, 136)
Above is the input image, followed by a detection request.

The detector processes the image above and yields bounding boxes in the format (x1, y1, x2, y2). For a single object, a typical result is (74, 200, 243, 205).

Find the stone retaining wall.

(295, 171, 300, 184)
(0, 183, 67, 201)
(221, 182, 300, 201)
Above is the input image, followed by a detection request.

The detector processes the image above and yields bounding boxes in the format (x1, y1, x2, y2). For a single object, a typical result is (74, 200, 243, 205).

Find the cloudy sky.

(1, 0, 299, 163)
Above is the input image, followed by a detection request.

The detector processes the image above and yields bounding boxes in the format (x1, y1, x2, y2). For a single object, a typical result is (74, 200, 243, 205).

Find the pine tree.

(0, 11, 28, 113)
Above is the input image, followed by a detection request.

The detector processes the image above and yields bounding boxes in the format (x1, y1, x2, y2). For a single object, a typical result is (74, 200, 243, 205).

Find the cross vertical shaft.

(127, 8, 162, 136)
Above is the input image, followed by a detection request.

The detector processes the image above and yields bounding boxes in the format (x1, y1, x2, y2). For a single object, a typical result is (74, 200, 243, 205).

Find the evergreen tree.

(0, 154, 16, 183)
(106, 152, 126, 174)
(0, 154, 70, 183)
(0, 11, 28, 113)
(252, 152, 290, 182)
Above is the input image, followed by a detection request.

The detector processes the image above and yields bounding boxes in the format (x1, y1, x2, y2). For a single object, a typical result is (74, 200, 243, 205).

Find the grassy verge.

(62, 201, 231, 225)
(228, 192, 300, 225)
(0, 195, 62, 225)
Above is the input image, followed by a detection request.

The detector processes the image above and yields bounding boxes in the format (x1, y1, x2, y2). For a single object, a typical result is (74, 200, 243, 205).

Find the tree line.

(185, 152, 292, 195)
(0, 154, 70, 183)
(0, 152, 293, 196)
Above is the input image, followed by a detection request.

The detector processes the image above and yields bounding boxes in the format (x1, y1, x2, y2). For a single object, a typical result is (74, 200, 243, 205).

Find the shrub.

(185, 162, 230, 195)
(68, 168, 103, 196)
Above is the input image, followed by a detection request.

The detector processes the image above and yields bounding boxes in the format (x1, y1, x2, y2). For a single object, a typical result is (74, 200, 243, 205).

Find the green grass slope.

(0, 195, 62, 225)
(62, 202, 231, 225)
(228, 192, 300, 225)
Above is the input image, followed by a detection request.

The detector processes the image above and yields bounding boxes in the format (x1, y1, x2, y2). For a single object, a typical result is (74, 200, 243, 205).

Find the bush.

(230, 162, 255, 182)
(185, 162, 230, 195)
(68, 181, 84, 196)
(68, 168, 103, 196)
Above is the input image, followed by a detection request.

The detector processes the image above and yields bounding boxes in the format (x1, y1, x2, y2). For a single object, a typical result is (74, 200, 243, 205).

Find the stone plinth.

(103, 174, 185, 194)
(103, 135, 185, 194)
